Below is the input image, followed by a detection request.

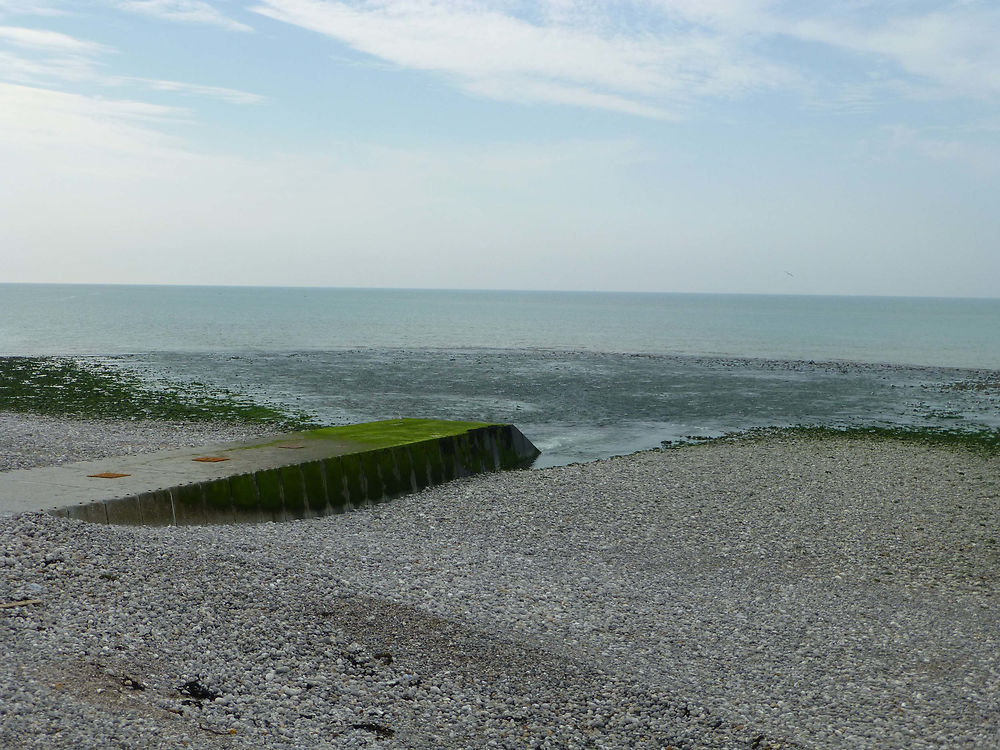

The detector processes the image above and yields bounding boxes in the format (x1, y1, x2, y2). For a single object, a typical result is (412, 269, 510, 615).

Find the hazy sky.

(1, 1, 998, 296)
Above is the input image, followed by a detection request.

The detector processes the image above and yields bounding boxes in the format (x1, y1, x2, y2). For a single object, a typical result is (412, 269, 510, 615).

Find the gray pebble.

(1, 416, 998, 749)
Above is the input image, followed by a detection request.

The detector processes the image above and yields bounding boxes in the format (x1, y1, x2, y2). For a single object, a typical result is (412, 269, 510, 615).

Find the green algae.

(0, 356, 312, 429)
(230, 474, 262, 522)
(666, 424, 1000, 455)
(299, 418, 495, 448)
(340, 454, 365, 506)
(172, 484, 206, 525)
(204, 479, 235, 523)
(280, 465, 306, 518)
(787, 425, 1000, 454)
(322, 457, 348, 513)
(301, 461, 328, 515)
(255, 471, 283, 521)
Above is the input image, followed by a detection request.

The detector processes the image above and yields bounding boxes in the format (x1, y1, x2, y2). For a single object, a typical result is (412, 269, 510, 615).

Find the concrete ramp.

(0, 419, 540, 525)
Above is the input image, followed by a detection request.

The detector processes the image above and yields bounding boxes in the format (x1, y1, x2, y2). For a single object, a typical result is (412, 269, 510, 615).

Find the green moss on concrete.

(439, 436, 460, 480)
(376, 449, 400, 497)
(48, 420, 540, 527)
(280, 465, 306, 518)
(252, 421, 539, 473)
(341, 454, 365, 508)
(461, 433, 484, 474)
(297, 419, 494, 450)
(172, 484, 206, 526)
(467, 432, 486, 473)
(426, 441, 446, 484)
(301, 461, 328, 515)
(359, 452, 382, 502)
(407, 443, 430, 489)
(229, 474, 261, 522)
(323, 457, 348, 513)
(255, 471, 283, 521)
(483, 434, 501, 470)
(494, 427, 541, 468)
(394, 447, 416, 494)
(204, 479, 235, 523)
(450, 435, 467, 477)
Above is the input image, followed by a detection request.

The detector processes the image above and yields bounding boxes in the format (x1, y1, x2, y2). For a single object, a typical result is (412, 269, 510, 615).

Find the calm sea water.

(2, 284, 998, 466)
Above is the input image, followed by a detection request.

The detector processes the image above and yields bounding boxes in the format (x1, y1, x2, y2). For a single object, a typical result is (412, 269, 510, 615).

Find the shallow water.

(3, 284, 998, 466)
(105, 349, 1000, 467)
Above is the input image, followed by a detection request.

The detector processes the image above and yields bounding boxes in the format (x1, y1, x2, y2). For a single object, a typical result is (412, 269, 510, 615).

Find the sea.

(2, 283, 999, 467)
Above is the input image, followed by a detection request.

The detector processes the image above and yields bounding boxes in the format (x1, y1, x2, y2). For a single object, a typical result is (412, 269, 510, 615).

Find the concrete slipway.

(0, 419, 540, 525)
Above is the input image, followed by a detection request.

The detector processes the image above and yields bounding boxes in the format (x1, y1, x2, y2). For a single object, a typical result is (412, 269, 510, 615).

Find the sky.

(1, 1, 998, 297)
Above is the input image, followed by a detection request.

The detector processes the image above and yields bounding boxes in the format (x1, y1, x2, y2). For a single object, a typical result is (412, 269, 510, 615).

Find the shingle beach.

(2, 413, 998, 749)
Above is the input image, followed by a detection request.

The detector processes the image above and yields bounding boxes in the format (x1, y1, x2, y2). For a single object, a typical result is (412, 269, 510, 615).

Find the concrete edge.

(49, 424, 539, 527)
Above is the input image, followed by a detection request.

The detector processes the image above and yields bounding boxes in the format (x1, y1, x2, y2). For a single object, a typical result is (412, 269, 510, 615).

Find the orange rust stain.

(192, 456, 230, 463)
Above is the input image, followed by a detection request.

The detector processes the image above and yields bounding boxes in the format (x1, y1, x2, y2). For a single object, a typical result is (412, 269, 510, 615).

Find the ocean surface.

(2, 283, 999, 467)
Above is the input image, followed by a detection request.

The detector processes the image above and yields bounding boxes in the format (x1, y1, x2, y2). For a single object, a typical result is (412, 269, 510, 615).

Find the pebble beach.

(2, 413, 999, 749)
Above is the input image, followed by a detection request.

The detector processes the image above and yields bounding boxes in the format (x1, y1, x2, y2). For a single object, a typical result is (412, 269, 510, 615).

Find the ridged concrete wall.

(54, 424, 538, 526)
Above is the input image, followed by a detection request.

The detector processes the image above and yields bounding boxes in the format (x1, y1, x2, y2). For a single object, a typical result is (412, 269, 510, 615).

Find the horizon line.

(1, 280, 997, 302)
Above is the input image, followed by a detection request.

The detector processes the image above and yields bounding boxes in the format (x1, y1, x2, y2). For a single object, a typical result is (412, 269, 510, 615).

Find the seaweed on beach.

(0, 356, 314, 429)
(772, 424, 1000, 454)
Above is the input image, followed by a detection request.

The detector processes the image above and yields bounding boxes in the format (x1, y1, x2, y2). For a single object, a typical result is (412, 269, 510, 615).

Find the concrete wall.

(54, 424, 538, 526)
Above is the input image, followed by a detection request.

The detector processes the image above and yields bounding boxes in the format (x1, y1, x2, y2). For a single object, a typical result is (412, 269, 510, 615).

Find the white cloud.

(0, 25, 106, 84)
(0, 24, 107, 53)
(643, 0, 775, 31)
(247, 1, 1000, 118)
(250, 0, 792, 118)
(0, 46, 97, 81)
(126, 77, 267, 104)
(0, 23, 264, 103)
(0, 81, 187, 152)
(0, 81, 206, 191)
(463, 75, 677, 120)
(116, 0, 252, 32)
(782, 5, 1000, 100)
(0, 0, 64, 16)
